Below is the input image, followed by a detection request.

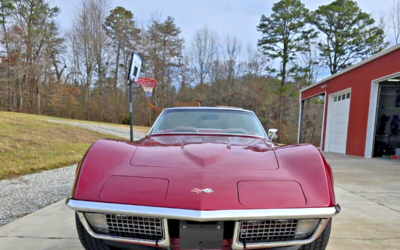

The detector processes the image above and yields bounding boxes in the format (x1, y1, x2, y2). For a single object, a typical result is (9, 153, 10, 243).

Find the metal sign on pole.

(127, 52, 143, 142)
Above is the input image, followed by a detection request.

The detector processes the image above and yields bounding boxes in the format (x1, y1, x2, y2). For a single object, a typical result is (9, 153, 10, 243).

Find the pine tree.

(104, 6, 140, 91)
(257, 0, 315, 141)
(310, 0, 387, 74)
(145, 16, 184, 107)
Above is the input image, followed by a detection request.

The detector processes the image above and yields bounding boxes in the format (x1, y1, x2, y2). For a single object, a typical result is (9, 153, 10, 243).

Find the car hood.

(125, 135, 296, 209)
(130, 135, 279, 170)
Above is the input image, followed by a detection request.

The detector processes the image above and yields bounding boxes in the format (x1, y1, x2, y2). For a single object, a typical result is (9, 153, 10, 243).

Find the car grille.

(239, 219, 298, 243)
(106, 214, 164, 241)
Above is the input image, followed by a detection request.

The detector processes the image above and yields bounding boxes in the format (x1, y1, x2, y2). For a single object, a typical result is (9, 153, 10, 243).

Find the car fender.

(273, 144, 337, 207)
(71, 139, 138, 200)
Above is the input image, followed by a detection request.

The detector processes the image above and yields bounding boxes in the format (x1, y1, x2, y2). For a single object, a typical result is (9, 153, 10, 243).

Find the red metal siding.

(301, 48, 400, 157)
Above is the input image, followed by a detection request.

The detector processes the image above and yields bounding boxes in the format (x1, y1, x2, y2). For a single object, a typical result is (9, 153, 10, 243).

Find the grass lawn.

(0, 111, 148, 180)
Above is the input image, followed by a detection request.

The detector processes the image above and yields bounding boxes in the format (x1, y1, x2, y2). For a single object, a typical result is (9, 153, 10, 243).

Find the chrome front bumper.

(66, 198, 340, 249)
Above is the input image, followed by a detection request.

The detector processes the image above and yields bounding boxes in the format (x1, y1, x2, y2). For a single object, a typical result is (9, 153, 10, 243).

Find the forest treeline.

(0, 0, 399, 143)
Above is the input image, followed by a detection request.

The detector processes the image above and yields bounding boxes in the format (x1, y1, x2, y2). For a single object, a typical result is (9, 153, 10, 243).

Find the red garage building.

(298, 44, 400, 158)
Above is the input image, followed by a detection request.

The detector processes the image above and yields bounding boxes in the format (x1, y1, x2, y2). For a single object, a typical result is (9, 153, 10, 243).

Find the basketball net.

(133, 78, 157, 97)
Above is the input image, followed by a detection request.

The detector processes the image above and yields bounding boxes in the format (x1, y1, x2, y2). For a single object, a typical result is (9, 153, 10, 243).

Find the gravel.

(0, 120, 146, 227)
(0, 165, 76, 226)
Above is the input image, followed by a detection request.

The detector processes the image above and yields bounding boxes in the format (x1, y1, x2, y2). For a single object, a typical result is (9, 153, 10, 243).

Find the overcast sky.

(56, 0, 395, 48)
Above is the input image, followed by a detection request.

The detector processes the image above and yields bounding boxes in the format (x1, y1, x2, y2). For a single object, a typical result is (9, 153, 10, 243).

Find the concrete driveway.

(0, 153, 399, 250)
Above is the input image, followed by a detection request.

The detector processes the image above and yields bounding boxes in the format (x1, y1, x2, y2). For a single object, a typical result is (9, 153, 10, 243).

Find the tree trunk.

(277, 41, 288, 143)
(99, 65, 103, 121)
(19, 79, 23, 111)
(162, 39, 166, 107)
(114, 42, 121, 92)
(85, 79, 91, 120)
(37, 89, 40, 114)
(2, 17, 11, 109)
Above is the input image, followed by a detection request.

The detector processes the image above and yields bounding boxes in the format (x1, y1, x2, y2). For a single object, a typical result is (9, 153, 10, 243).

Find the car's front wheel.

(299, 219, 332, 250)
(76, 213, 115, 250)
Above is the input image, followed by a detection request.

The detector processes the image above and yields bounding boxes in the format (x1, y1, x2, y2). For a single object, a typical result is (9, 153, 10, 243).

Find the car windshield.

(150, 109, 266, 137)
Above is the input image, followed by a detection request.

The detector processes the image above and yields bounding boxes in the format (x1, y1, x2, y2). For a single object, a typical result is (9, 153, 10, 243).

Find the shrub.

(121, 113, 130, 125)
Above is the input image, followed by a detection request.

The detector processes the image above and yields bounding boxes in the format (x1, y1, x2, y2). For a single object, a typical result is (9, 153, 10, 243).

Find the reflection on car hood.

(130, 135, 278, 170)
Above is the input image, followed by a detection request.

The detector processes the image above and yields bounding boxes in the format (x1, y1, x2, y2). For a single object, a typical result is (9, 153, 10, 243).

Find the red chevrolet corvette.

(66, 107, 340, 250)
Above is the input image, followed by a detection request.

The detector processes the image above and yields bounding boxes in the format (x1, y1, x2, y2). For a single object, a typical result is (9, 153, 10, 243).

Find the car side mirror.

(268, 128, 278, 140)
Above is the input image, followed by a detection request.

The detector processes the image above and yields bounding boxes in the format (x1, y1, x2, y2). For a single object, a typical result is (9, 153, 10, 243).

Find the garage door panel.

(330, 145, 346, 153)
(330, 124, 349, 130)
(330, 136, 347, 142)
(331, 115, 349, 121)
(331, 119, 349, 125)
(330, 123, 349, 129)
(330, 138, 347, 143)
(328, 91, 351, 154)
(331, 108, 349, 114)
(331, 111, 350, 117)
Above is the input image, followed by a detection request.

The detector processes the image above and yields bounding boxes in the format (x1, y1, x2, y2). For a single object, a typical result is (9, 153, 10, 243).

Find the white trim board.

(321, 93, 327, 150)
(297, 95, 302, 144)
(300, 44, 400, 93)
(364, 71, 400, 158)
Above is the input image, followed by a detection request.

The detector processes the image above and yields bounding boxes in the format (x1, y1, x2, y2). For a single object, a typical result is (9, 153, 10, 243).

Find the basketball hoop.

(134, 78, 157, 97)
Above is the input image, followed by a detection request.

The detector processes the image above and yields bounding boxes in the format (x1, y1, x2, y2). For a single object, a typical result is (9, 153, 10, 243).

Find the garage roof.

(300, 43, 400, 93)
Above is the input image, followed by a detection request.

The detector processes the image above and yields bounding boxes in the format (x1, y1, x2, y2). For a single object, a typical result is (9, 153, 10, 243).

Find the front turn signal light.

(85, 213, 109, 234)
(295, 219, 320, 239)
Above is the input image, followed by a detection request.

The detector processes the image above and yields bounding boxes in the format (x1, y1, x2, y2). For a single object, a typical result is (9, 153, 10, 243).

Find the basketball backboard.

(128, 52, 142, 82)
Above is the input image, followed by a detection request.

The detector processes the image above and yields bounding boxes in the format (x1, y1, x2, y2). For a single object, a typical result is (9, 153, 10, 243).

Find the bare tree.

(390, 0, 400, 44)
(11, 0, 61, 113)
(89, 0, 110, 121)
(189, 26, 219, 95)
(220, 35, 243, 106)
(68, 0, 96, 119)
(292, 40, 325, 87)
(68, 0, 110, 120)
(244, 45, 267, 77)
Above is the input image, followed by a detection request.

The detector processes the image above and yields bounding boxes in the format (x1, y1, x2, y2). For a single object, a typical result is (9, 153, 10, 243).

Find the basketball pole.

(127, 51, 142, 143)
(129, 81, 133, 143)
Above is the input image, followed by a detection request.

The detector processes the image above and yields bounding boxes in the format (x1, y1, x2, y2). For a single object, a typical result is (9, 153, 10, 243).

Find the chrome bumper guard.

(66, 198, 340, 249)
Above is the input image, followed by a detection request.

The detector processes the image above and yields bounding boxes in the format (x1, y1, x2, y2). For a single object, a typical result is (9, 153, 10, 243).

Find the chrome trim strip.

(67, 198, 340, 222)
(76, 212, 171, 247)
(163, 107, 250, 112)
(231, 219, 330, 249)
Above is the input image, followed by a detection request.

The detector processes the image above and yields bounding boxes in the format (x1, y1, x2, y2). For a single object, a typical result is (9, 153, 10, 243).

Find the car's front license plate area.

(179, 221, 224, 249)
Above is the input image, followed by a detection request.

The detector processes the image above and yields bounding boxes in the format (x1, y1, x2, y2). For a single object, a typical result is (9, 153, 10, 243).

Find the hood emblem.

(191, 188, 213, 194)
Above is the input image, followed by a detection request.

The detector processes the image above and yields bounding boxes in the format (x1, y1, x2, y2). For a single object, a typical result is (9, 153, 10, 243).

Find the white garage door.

(327, 91, 351, 154)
